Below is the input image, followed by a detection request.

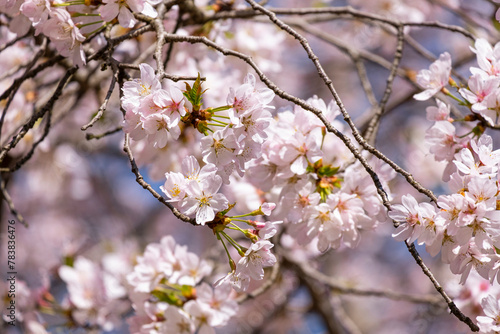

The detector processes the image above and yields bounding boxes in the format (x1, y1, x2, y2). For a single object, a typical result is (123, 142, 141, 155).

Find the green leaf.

(183, 73, 206, 111)
(318, 165, 340, 177)
(151, 289, 183, 307)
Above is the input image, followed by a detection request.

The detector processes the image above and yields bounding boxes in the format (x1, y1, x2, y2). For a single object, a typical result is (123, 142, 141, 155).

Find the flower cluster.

(58, 256, 130, 330)
(200, 73, 275, 184)
(161, 155, 228, 225)
(390, 135, 500, 285)
(4, 0, 161, 66)
(242, 97, 394, 252)
(126, 235, 237, 334)
(397, 40, 500, 289)
(122, 64, 185, 149)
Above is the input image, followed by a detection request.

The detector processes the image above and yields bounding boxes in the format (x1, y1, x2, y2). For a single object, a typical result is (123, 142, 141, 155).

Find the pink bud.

(260, 202, 276, 216)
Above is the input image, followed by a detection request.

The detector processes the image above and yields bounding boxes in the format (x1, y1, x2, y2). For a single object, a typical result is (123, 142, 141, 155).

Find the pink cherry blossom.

(236, 240, 276, 280)
(414, 52, 451, 101)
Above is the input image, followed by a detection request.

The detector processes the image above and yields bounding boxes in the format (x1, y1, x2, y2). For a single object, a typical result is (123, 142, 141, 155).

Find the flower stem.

(78, 20, 104, 29)
(217, 231, 234, 263)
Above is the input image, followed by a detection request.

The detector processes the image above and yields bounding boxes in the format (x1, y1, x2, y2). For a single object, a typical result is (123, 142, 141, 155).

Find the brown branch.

(405, 241, 479, 331)
(284, 252, 444, 306)
(0, 67, 77, 164)
(246, 0, 437, 205)
(122, 133, 198, 226)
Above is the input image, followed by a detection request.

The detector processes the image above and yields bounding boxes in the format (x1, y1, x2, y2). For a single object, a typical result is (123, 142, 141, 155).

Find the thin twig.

(123, 133, 198, 226)
(405, 241, 479, 331)
(86, 126, 123, 140)
(81, 69, 118, 131)
(0, 178, 27, 227)
(363, 25, 405, 144)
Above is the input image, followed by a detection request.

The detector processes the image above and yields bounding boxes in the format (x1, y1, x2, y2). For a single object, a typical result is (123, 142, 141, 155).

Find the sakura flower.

(19, 0, 50, 35)
(126, 239, 175, 293)
(471, 38, 500, 77)
(425, 121, 463, 162)
(414, 52, 452, 101)
(236, 240, 276, 280)
(426, 99, 452, 122)
(172, 251, 212, 286)
(328, 192, 370, 248)
(305, 202, 342, 252)
(227, 73, 274, 118)
(58, 257, 127, 330)
(471, 135, 500, 169)
(450, 241, 493, 284)
(99, 0, 158, 28)
(459, 72, 500, 112)
(42, 8, 86, 66)
(153, 88, 186, 118)
(200, 127, 240, 167)
(142, 112, 180, 147)
(214, 270, 250, 293)
(281, 182, 321, 223)
(161, 172, 187, 202)
(253, 220, 283, 240)
(477, 294, 500, 333)
(389, 195, 424, 243)
(454, 147, 494, 177)
(279, 129, 323, 175)
(122, 63, 161, 106)
(195, 283, 237, 327)
(178, 175, 228, 225)
(232, 108, 272, 144)
(122, 100, 147, 140)
(158, 306, 194, 334)
(181, 155, 217, 183)
(483, 89, 500, 125)
(183, 300, 217, 334)
(416, 203, 446, 256)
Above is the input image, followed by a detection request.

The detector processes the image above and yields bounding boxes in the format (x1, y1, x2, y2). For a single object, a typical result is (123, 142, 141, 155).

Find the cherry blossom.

(414, 52, 452, 101)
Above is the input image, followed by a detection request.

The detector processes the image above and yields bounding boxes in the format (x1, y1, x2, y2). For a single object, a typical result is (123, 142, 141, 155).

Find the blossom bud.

(258, 202, 276, 216)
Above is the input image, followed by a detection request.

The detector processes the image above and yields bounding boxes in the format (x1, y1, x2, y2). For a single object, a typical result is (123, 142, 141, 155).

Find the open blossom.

(426, 99, 452, 122)
(122, 63, 161, 106)
(178, 175, 228, 225)
(459, 72, 500, 112)
(161, 172, 187, 202)
(127, 236, 212, 292)
(200, 127, 240, 167)
(99, 0, 159, 28)
(414, 52, 451, 101)
(19, 0, 50, 35)
(58, 257, 127, 330)
(477, 295, 500, 333)
(194, 283, 238, 327)
(227, 73, 274, 118)
(389, 194, 423, 243)
(236, 240, 276, 281)
(279, 129, 323, 175)
(214, 270, 250, 293)
(42, 8, 86, 66)
(471, 38, 500, 77)
(425, 121, 463, 162)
